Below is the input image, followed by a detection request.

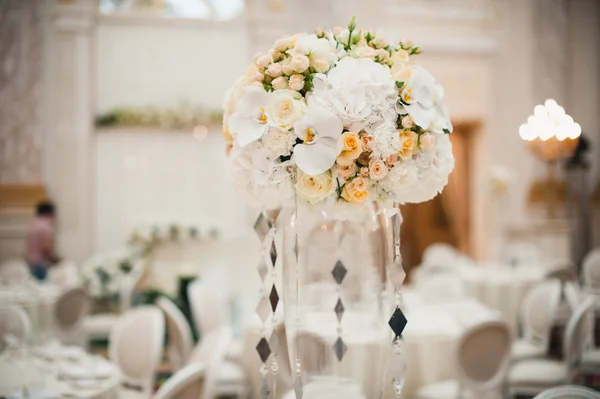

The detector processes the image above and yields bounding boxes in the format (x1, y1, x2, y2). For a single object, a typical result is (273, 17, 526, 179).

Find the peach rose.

(386, 153, 399, 165)
(401, 115, 414, 129)
(266, 63, 283, 78)
(256, 53, 273, 69)
(337, 163, 358, 179)
(399, 131, 417, 160)
(357, 151, 371, 166)
(337, 132, 363, 166)
(341, 177, 370, 204)
(361, 134, 375, 151)
(359, 167, 369, 177)
(272, 76, 289, 91)
(369, 160, 388, 180)
(281, 58, 294, 76)
(290, 54, 310, 73)
(288, 74, 305, 91)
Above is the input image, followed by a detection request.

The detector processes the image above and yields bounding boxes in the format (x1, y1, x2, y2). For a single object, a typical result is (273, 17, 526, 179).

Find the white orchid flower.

(293, 107, 343, 176)
(400, 67, 451, 132)
(228, 87, 270, 147)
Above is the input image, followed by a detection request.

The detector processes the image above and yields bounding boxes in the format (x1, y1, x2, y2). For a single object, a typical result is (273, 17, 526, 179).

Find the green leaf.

(366, 32, 373, 42)
(443, 128, 451, 134)
(263, 83, 273, 92)
(409, 46, 420, 55)
(395, 81, 404, 89)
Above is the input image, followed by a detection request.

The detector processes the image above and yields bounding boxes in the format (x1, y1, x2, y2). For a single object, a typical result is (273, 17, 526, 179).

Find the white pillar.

(45, 0, 96, 263)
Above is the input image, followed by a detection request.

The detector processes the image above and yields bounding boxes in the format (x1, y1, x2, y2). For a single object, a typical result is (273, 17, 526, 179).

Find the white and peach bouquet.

(223, 18, 454, 209)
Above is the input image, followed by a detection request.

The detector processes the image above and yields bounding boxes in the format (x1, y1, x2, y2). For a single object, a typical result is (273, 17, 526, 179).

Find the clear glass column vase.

(280, 202, 407, 399)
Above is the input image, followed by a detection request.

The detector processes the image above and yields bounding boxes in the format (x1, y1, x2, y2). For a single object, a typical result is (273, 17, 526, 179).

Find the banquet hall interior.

(1, 0, 600, 398)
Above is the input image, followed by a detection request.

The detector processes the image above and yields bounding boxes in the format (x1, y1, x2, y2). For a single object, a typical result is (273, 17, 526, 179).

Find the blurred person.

(25, 201, 60, 281)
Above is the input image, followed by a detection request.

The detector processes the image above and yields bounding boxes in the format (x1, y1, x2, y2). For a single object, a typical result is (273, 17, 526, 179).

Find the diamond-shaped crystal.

(256, 337, 271, 363)
(333, 336, 348, 361)
(390, 267, 406, 287)
(254, 212, 270, 243)
(334, 298, 345, 322)
(331, 260, 347, 285)
(257, 257, 268, 283)
(269, 239, 278, 267)
(294, 236, 299, 260)
(261, 378, 270, 398)
(269, 329, 280, 354)
(269, 285, 279, 312)
(265, 209, 281, 227)
(294, 378, 303, 399)
(256, 297, 270, 323)
(389, 307, 408, 338)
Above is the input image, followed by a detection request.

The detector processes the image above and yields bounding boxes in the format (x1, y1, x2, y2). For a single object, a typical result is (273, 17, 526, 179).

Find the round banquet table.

(458, 263, 545, 331)
(0, 342, 119, 398)
(239, 289, 500, 399)
(0, 283, 61, 343)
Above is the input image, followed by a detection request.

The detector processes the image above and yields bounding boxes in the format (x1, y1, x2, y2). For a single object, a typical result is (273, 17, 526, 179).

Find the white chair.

(0, 258, 30, 284)
(83, 260, 144, 342)
(421, 242, 463, 269)
(53, 287, 90, 347)
(0, 305, 31, 350)
(156, 296, 193, 372)
(501, 242, 542, 267)
(47, 259, 79, 288)
(188, 326, 248, 398)
(583, 248, 600, 293)
(187, 272, 230, 335)
(511, 280, 562, 362)
(507, 297, 595, 397)
(109, 305, 165, 398)
(416, 320, 512, 399)
(152, 363, 206, 399)
(533, 385, 600, 399)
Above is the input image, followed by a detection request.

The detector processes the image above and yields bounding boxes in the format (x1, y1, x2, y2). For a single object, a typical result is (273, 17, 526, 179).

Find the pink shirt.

(26, 217, 54, 265)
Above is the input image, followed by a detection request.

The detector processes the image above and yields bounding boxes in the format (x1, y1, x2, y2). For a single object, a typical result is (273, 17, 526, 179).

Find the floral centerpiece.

(223, 17, 454, 210)
(222, 18, 455, 399)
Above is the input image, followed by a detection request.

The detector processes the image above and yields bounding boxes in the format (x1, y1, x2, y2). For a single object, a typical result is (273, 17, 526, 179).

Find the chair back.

(563, 297, 595, 373)
(187, 326, 233, 399)
(501, 241, 542, 267)
(583, 248, 600, 291)
(421, 243, 461, 269)
(152, 363, 205, 399)
(48, 260, 79, 288)
(54, 287, 90, 331)
(0, 259, 29, 284)
(546, 265, 578, 284)
(156, 296, 193, 371)
(533, 385, 600, 399)
(520, 280, 561, 344)
(109, 305, 165, 395)
(187, 271, 229, 335)
(0, 305, 31, 350)
(455, 320, 512, 392)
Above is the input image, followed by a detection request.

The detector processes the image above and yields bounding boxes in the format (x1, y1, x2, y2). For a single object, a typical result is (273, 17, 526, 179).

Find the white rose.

(266, 63, 283, 78)
(272, 76, 289, 90)
(372, 31, 388, 49)
(288, 74, 305, 91)
(290, 54, 310, 73)
(295, 170, 335, 204)
(420, 133, 436, 151)
(354, 45, 376, 59)
(310, 54, 333, 73)
(256, 53, 273, 69)
(265, 90, 307, 130)
(281, 58, 294, 76)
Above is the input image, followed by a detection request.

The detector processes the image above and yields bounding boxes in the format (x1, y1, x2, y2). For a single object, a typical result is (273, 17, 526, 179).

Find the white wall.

(95, 16, 249, 112)
(94, 129, 249, 251)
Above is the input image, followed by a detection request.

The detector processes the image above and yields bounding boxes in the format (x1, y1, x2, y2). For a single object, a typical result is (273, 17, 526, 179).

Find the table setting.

(0, 340, 120, 399)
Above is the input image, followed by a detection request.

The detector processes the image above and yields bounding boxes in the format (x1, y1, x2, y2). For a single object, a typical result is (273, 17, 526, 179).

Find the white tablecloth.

(401, 288, 500, 398)
(458, 263, 545, 331)
(0, 283, 61, 343)
(0, 342, 119, 398)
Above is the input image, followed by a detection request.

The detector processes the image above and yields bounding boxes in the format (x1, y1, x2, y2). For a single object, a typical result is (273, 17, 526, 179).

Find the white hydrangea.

(380, 160, 419, 200)
(262, 127, 297, 156)
(226, 141, 294, 209)
(371, 122, 401, 159)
